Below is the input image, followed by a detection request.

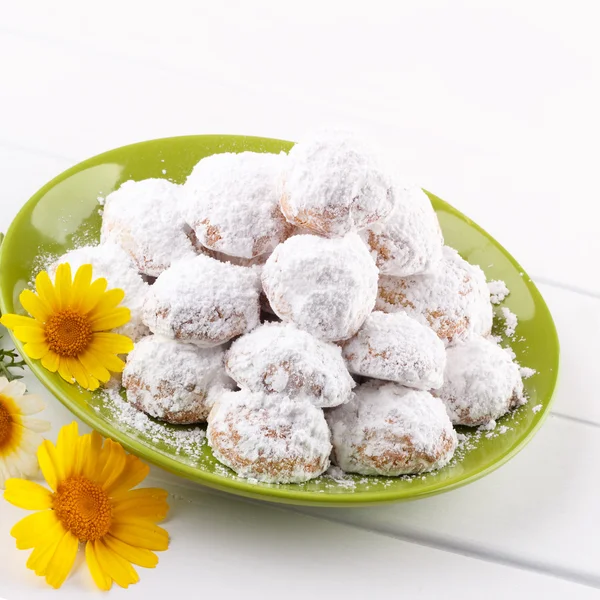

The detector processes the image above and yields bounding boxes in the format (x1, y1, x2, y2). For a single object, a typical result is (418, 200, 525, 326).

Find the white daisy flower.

(0, 376, 50, 487)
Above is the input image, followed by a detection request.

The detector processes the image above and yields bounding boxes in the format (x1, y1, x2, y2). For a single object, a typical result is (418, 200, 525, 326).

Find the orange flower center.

(45, 310, 93, 357)
(53, 476, 112, 541)
(0, 398, 14, 450)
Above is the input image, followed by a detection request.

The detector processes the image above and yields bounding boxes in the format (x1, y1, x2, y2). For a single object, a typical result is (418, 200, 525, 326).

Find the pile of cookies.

(54, 131, 526, 484)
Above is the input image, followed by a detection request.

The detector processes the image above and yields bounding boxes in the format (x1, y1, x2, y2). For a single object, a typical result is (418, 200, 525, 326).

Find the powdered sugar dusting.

(262, 234, 378, 341)
(501, 306, 518, 338)
(184, 151, 291, 259)
(341, 311, 446, 390)
(101, 178, 198, 277)
(360, 184, 443, 277)
(489, 280, 510, 304)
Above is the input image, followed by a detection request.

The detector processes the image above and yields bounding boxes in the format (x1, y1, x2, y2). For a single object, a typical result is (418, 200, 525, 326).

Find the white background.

(1, 1, 600, 598)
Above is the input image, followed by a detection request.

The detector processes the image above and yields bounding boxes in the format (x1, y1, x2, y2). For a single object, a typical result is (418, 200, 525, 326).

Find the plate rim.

(0, 134, 561, 507)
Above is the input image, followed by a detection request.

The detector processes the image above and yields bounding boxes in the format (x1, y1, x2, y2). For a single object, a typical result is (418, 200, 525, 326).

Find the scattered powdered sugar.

(520, 366, 537, 379)
(225, 322, 354, 408)
(501, 306, 518, 337)
(322, 466, 357, 489)
(488, 280, 510, 304)
(281, 131, 394, 237)
(48, 242, 149, 341)
(376, 246, 493, 344)
(503, 345, 517, 360)
(327, 381, 457, 476)
(101, 178, 198, 277)
(184, 151, 291, 259)
(479, 419, 497, 431)
(100, 386, 207, 457)
(143, 254, 261, 346)
(532, 404, 543, 413)
(262, 233, 378, 342)
(123, 335, 232, 424)
(207, 389, 331, 483)
(436, 336, 525, 427)
(360, 184, 444, 277)
(341, 311, 446, 390)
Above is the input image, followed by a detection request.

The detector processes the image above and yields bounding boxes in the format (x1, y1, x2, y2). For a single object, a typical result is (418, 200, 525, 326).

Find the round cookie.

(281, 131, 395, 237)
(123, 335, 232, 424)
(376, 246, 493, 344)
(360, 184, 443, 276)
(327, 381, 457, 476)
(142, 254, 261, 347)
(341, 311, 446, 390)
(261, 233, 378, 341)
(207, 389, 332, 483)
(184, 151, 291, 259)
(434, 336, 525, 427)
(49, 242, 149, 342)
(101, 178, 197, 277)
(225, 322, 354, 407)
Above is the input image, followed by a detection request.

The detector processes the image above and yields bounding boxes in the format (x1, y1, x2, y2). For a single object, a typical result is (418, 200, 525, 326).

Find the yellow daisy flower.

(0, 263, 134, 391)
(4, 422, 169, 590)
(0, 376, 50, 487)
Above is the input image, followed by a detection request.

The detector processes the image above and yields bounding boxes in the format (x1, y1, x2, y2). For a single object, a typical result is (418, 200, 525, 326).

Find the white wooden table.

(2, 2, 599, 598)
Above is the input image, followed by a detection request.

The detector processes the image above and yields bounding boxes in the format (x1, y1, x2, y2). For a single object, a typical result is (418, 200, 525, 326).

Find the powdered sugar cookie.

(341, 311, 446, 390)
(225, 322, 354, 407)
(327, 381, 457, 476)
(123, 335, 232, 424)
(281, 132, 395, 237)
(360, 184, 443, 276)
(207, 389, 331, 483)
(101, 178, 197, 277)
(376, 246, 493, 344)
(142, 254, 261, 346)
(434, 336, 525, 427)
(261, 234, 378, 341)
(49, 242, 149, 342)
(184, 152, 291, 259)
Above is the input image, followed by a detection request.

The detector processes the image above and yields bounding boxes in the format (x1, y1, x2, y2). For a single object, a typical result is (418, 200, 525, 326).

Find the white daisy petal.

(0, 377, 9, 394)
(15, 394, 45, 416)
(0, 459, 10, 487)
(20, 417, 51, 433)
(2, 380, 27, 399)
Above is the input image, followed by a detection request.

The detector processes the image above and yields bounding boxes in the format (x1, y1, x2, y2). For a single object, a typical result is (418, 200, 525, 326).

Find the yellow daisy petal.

(45, 530, 79, 589)
(88, 348, 125, 373)
(70, 264, 93, 311)
(57, 357, 75, 384)
(95, 539, 139, 589)
(19, 289, 51, 322)
(37, 439, 64, 491)
(35, 270, 59, 311)
(11, 510, 59, 549)
(65, 356, 89, 389)
(86, 540, 112, 591)
(104, 534, 158, 569)
(87, 288, 126, 320)
(56, 422, 80, 479)
(90, 307, 131, 332)
(79, 278, 108, 314)
(78, 350, 111, 383)
(0, 314, 37, 330)
(109, 522, 169, 551)
(41, 350, 60, 372)
(22, 341, 50, 360)
(4, 479, 52, 510)
(106, 455, 150, 496)
(91, 332, 134, 354)
(12, 324, 46, 344)
(54, 263, 72, 310)
(26, 520, 65, 576)
(82, 431, 104, 481)
(98, 440, 127, 491)
(112, 494, 169, 524)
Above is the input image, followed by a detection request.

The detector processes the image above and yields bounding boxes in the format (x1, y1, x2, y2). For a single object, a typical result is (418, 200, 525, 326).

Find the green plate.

(0, 135, 559, 506)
